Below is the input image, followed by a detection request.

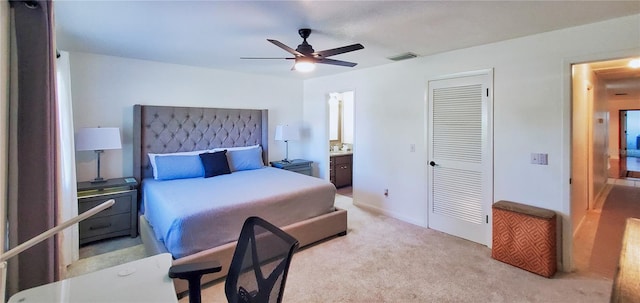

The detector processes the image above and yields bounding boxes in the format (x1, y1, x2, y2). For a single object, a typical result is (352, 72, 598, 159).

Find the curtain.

(7, 0, 58, 294)
(55, 51, 79, 275)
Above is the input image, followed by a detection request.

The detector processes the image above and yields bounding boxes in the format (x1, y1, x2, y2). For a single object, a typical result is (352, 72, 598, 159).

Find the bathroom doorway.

(328, 91, 354, 197)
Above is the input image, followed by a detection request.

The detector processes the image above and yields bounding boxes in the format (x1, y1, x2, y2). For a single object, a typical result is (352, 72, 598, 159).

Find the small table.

(270, 159, 313, 176)
(8, 253, 177, 302)
(77, 177, 138, 244)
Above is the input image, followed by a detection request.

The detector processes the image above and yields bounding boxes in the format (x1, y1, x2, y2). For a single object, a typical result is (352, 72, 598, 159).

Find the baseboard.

(352, 200, 426, 228)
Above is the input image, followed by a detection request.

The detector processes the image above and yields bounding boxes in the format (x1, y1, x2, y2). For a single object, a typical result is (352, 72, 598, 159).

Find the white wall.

(571, 63, 591, 235)
(591, 73, 609, 204)
(68, 52, 304, 181)
(572, 63, 609, 225)
(303, 14, 640, 270)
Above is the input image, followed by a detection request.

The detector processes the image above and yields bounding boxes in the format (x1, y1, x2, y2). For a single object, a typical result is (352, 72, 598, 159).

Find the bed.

(133, 105, 347, 293)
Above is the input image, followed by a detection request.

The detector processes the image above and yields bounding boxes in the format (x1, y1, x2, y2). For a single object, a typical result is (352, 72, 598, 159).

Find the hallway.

(574, 180, 640, 278)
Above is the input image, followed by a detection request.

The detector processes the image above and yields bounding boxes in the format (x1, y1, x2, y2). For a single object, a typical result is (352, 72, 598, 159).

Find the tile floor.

(336, 186, 352, 197)
(608, 157, 640, 187)
(607, 177, 640, 187)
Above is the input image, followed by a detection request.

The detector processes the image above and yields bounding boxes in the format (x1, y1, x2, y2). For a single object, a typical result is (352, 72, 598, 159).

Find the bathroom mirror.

(328, 91, 354, 146)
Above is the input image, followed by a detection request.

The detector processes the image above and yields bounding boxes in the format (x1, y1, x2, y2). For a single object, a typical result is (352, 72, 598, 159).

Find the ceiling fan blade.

(267, 39, 304, 57)
(317, 58, 358, 67)
(240, 57, 295, 60)
(314, 43, 364, 58)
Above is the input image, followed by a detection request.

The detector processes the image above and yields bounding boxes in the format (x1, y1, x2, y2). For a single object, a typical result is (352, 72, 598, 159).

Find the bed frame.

(132, 105, 347, 293)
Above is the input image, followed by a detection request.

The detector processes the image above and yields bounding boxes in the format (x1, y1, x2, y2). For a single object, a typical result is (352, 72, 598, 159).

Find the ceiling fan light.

(294, 60, 315, 73)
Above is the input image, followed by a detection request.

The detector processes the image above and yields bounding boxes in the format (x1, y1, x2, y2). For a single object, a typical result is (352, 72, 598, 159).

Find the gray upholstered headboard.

(133, 105, 269, 182)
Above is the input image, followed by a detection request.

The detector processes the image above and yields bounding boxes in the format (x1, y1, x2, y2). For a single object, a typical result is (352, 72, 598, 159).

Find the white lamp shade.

(274, 125, 300, 141)
(75, 127, 122, 151)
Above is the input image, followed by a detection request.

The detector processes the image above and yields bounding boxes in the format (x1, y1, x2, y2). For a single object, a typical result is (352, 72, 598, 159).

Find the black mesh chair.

(169, 216, 300, 303)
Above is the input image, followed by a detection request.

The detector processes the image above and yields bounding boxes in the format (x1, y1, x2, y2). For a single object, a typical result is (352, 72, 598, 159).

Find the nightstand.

(270, 159, 313, 176)
(77, 177, 138, 245)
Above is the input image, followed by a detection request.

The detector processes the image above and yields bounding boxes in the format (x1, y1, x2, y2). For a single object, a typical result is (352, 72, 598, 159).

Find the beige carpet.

(184, 195, 612, 303)
(65, 244, 146, 278)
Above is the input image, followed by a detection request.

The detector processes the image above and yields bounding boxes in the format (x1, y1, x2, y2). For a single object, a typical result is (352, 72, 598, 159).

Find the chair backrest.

(225, 217, 299, 303)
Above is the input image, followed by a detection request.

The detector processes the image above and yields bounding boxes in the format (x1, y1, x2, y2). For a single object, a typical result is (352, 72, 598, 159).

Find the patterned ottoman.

(492, 200, 557, 278)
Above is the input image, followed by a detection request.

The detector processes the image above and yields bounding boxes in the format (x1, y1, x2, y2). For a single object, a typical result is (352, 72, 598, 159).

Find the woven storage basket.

(492, 200, 557, 278)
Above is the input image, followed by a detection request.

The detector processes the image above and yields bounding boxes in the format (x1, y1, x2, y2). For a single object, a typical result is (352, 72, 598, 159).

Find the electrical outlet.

(410, 144, 416, 152)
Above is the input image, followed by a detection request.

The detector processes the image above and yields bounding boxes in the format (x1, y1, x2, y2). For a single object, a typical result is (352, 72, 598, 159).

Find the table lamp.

(75, 127, 122, 183)
(274, 125, 300, 163)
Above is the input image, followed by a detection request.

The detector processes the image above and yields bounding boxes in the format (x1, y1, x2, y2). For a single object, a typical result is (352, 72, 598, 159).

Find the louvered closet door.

(427, 71, 493, 246)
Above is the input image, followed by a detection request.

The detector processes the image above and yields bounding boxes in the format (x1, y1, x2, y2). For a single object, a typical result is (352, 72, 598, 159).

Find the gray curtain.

(8, 0, 58, 293)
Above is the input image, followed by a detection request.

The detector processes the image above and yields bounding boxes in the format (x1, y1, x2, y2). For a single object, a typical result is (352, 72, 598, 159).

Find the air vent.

(387, 52, 418, 61)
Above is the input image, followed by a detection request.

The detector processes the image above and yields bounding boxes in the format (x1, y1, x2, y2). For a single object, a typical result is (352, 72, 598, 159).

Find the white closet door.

(427, 70, 493, 246)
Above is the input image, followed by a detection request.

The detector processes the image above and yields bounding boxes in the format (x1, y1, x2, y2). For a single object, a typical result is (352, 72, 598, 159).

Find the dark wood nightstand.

(77, 177, 138, 245)
(270, 159, 313, 176)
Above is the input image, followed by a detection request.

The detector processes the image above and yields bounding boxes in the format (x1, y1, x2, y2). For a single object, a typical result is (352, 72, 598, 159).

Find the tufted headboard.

(133, 105, 268, 182)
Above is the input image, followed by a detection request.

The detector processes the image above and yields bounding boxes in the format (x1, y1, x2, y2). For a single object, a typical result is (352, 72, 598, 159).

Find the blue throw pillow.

(199, 150, 231, 178)
(154, 155, 205, 180)
(227, 146, 264, 172)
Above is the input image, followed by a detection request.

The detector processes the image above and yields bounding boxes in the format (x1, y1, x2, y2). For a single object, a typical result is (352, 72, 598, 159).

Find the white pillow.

(148, 149, 209, 179)
(211, 144, 260, 152)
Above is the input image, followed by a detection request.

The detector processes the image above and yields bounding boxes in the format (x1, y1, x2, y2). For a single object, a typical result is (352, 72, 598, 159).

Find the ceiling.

(591, 58, 640, 80)
(590, 58, 640, 101)
(54, 1, 640, 79)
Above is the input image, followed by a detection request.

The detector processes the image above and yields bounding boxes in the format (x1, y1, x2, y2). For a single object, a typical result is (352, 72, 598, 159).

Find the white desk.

(8, 253, 177, 302)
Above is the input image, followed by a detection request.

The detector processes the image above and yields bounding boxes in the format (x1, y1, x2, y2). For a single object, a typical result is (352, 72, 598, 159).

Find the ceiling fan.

(241, 28, 364, 72)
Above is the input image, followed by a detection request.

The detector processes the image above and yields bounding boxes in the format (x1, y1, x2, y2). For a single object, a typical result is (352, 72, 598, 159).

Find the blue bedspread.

(142, 167, 336, 258)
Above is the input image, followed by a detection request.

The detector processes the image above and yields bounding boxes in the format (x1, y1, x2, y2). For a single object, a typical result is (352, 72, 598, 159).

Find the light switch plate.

(539, 153, 548, 165)
(531, 153, 548, 165)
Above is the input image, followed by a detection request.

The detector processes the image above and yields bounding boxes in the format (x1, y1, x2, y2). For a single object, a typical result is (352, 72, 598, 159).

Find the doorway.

(619, 110, 640, 178)
(328, 91, 354, 197)
(571, 57, 640, 278)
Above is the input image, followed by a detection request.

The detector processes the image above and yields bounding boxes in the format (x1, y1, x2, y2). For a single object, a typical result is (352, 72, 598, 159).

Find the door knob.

(429, 161, 437, 167)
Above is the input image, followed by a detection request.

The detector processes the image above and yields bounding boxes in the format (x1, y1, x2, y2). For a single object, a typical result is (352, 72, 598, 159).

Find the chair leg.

(187, 275, 202, 303)
(169, 260, 221, 303)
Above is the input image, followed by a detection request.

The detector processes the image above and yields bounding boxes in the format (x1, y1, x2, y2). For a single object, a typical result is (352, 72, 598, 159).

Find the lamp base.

(92, 150, 107, 184)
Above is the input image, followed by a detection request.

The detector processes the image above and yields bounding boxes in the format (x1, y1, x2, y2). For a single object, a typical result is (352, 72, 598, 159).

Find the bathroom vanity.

(330, 152, 352, 188)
